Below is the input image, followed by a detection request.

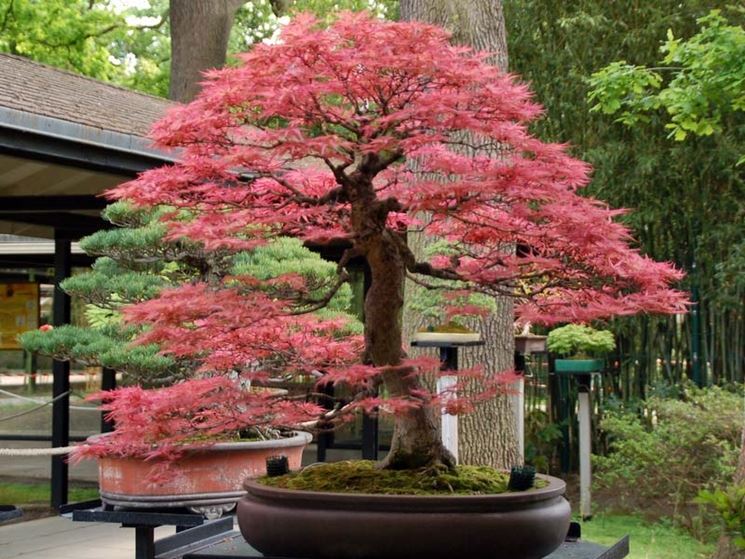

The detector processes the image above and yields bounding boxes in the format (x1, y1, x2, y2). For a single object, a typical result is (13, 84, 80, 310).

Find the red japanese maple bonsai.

(84, 12, 687, 471)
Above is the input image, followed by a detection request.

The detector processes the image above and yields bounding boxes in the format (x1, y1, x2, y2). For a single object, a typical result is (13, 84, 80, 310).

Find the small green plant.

(546, 324, 615, 357)
(696, 485, 745, 550)
(524, 409, 562, 473)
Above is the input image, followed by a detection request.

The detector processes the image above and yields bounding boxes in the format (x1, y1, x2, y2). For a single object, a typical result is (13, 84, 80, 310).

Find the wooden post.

(514, 373, 525, 463)
(51, 235, 71, 509)
(100, 367, 116, 433)
(439, 346, 459, 463)
(513, 350, 527, 463)
(578, 378, 592, 520)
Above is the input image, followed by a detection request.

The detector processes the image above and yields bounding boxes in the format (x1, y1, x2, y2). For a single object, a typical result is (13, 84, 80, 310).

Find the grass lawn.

(0, 481, 99, 505)
(580, 514, 714, 559)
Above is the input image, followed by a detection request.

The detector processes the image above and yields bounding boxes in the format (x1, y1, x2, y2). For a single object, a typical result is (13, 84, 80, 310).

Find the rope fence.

(0, 446, 76, 456)
(0, 387, 101, 411)
(0, 388, 97, 455)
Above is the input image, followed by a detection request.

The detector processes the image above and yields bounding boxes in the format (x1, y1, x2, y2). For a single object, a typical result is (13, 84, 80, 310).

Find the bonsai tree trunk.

(400, 0, 519, 469)
(357, 208, 454, 469)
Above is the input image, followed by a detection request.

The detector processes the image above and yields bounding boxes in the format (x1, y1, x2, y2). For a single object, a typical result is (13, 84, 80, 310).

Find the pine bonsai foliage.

(43, 13, 686, 469)
(21, 202, 358, 459)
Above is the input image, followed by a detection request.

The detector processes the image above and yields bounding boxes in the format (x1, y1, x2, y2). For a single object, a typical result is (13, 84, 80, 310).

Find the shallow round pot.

(237, 473, 570, 559)
(96, 431, 311, 517)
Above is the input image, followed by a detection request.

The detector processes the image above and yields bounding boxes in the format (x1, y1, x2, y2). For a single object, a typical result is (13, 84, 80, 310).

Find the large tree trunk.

(169, 0, 246, 103)
(400, 0, 520, 470)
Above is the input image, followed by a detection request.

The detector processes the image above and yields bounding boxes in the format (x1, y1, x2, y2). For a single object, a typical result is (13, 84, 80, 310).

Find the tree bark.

(351, 170, 454, 470)
(169, 0, 246, 103)
(400, 0, 520, 470)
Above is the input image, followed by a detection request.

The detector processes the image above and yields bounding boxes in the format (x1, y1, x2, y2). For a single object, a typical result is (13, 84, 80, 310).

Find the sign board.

(0, 282, 40, 350)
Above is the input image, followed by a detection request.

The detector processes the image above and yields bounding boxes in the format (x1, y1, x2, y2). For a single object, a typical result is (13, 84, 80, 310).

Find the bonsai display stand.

(180, 530, 629, 559)
(61, 500, 234, 559)
(63, 502, 628, 559)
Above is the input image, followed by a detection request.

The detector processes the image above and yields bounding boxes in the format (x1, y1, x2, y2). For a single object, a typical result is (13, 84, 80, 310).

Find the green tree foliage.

(0, 0, 125, 80)
(0, 0, 397, 98)
(697, 486, 745, 550)
(588, 11, 745, 151)
(504, 0, 745, 386)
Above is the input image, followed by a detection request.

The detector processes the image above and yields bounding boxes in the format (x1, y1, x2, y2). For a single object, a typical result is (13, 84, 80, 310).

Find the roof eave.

(0, 106, 175, 176)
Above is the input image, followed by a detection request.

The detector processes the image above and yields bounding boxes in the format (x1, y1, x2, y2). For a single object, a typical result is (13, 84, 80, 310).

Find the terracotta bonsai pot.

(94, 431, 311, 518)
(237, 473, 570, 559)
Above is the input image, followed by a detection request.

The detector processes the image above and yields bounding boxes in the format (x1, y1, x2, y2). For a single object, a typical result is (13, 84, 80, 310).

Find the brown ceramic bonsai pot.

(237, 473, 570, 559)
(94, 431, 311, 518)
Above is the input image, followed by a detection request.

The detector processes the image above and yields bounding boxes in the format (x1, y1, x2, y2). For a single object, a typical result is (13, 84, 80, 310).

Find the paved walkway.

(0, 515, 176, 558)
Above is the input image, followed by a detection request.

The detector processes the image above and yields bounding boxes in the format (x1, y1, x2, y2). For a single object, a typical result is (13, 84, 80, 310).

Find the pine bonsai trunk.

(362, 231, 455, 470)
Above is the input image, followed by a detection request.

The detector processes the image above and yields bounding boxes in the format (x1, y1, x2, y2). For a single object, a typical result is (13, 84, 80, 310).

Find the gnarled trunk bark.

(362, 230, 454, 469)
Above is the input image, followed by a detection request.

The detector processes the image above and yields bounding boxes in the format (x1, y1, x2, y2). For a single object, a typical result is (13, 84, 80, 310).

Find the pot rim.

(89, 429, 312, 453)
(243, 472, 566, 509)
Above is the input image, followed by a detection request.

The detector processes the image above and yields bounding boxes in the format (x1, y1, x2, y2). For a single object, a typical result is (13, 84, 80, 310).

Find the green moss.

(419, 321, 476, 334)
(259, 460, 547, 495)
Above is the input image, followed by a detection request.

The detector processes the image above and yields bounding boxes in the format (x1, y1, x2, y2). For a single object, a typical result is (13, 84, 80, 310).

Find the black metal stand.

(62, 500, 233, 559)
(180, 529, 629, 559)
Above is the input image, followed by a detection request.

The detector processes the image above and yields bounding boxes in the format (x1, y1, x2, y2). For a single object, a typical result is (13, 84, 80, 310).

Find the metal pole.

(578, 378, 592, 520)
(691, 260, 702, 387)
(100, 367, 116, 433)
(439, 346, 459, 463)
(51, 235, 71, 509)
(513, 351, 526, 463)
(134, 526, 156, 559)
(361, 412, 379, 460)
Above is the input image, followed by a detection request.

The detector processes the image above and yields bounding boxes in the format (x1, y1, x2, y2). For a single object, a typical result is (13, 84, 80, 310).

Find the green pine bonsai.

(20, 201, 360, 388)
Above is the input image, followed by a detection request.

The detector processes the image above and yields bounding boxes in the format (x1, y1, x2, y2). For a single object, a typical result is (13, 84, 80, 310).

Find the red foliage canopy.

(115, 13, 685, 323)
(92, 13, 687, 462)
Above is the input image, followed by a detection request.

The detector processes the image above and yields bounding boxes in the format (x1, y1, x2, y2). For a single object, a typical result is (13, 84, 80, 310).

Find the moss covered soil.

(259, 460, 546, 496)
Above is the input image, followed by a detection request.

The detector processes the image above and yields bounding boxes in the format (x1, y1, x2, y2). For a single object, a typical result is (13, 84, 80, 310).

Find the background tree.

(172, 0, 396, 101)
(169, 0, 248, 102)
(504, 0, 744, 390)
(399, 0, 517, 469)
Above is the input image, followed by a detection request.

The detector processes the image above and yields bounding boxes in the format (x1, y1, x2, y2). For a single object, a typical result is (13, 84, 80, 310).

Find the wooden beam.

(0, 195, 106, 212)
(51, 234, 71, 509)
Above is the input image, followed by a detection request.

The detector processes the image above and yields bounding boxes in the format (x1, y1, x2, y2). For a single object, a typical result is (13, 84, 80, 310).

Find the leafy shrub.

(696, 485, 745, 550)
(546, 324, 616, 356)
(524, 409, 563, 473)
(594, 384, 742, 536)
